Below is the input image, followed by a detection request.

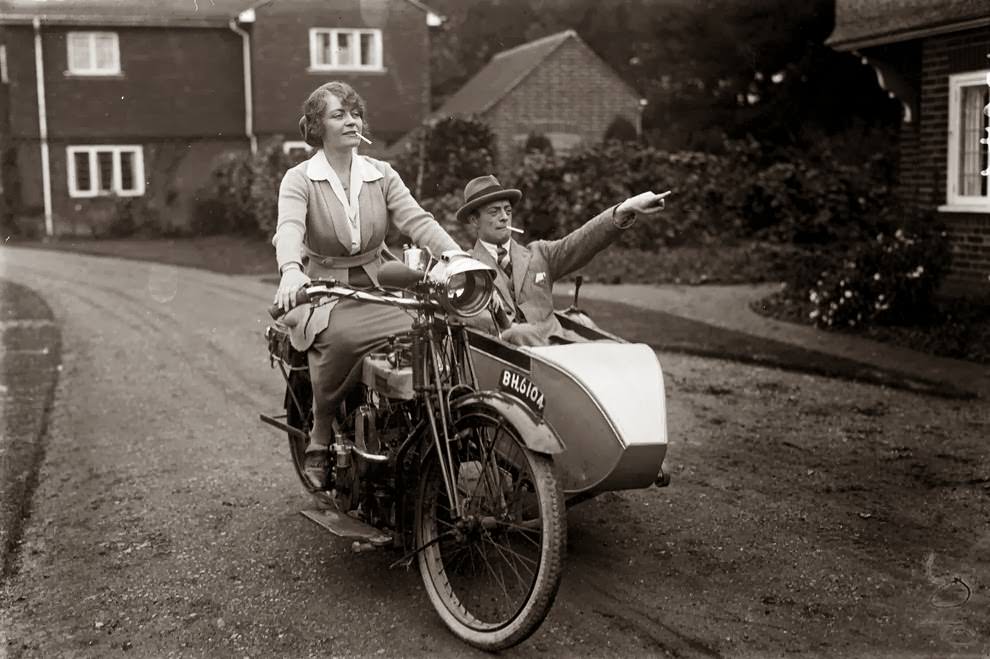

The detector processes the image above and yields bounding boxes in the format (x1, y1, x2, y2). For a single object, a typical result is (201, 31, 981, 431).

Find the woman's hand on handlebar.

(275, 267, 311, 313)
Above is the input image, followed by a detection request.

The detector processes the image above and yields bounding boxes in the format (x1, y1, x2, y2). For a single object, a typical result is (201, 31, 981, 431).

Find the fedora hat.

(455, 175, 522, 223)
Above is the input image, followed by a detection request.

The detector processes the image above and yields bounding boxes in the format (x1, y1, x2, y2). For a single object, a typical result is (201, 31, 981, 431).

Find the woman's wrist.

(280, 261, 302, 275)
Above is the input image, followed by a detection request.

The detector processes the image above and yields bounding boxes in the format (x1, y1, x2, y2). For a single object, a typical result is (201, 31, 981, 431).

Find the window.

(67, 32, 120, 76)
(309, 28, 382, 71)
(945, 70, 990, 209)
(67, 146, 145, 198)
(0, 45, 8, 84)
(282, 141, 314, 163)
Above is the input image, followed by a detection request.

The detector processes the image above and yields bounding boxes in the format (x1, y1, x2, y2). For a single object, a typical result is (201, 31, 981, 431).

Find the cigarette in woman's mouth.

(508, 226, 524, 234)
(356, 132, 373, 145)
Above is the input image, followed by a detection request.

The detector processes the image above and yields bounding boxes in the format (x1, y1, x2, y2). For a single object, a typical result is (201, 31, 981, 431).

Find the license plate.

(498, 369, 546, 415)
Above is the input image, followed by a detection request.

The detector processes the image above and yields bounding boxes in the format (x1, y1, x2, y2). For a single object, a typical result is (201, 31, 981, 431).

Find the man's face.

(470, 199, 514, 245)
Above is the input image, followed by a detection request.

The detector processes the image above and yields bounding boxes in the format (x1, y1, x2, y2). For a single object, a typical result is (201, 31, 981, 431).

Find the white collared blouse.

(273, 151, 459, 273)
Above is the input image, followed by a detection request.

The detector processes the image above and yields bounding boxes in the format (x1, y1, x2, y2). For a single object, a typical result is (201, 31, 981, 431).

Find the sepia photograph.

(0, 0, 988, 656)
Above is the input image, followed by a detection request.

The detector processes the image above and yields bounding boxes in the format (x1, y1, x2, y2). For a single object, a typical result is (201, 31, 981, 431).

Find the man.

(456, 174, 668, 346)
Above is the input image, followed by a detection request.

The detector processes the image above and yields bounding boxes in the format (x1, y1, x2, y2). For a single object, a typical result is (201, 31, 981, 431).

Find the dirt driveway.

(1, 247, 988, 658)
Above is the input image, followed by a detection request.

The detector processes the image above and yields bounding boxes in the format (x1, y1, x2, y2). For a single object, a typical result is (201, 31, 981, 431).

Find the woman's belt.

(303, 244, 382, 268)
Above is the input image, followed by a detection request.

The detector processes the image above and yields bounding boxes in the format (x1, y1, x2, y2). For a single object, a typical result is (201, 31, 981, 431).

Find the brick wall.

(892, 26, 990, 290)
(7, 25, 245, 139)
(252, 0, 429, 147)
(484, 38, 640, 170)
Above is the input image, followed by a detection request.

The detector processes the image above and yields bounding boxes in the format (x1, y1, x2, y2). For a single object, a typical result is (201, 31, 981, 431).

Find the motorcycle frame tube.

(416, 317, 463, 519)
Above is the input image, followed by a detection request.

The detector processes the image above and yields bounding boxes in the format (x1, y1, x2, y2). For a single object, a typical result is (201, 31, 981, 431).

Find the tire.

(414, 407, 566, 651)
(284, 371, 319, 493)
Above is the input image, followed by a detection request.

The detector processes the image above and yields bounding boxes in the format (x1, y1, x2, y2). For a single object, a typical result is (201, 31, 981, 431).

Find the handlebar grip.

(268, 288, 310, 320)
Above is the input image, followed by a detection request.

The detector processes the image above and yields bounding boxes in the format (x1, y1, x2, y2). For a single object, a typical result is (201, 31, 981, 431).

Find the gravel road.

(1, 247, 988, 658)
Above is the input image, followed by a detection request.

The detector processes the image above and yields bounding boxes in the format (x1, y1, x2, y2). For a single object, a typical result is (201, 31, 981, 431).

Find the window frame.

(943, 69, 990, 212)
(66, 145, 145, 198)
(66, 31, 121, 76)
(308, 28, 383, 72)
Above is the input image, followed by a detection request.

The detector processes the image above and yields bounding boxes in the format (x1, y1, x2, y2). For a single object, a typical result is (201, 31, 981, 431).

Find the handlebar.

(268, 279, 438, 320)
(268, 288, 310, 319)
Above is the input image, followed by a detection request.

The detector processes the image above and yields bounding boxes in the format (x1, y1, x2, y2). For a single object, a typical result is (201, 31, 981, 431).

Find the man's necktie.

(496, 243, 513, 282)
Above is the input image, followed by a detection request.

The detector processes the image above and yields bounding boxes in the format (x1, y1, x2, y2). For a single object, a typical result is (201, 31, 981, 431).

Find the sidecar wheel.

(415, 409, 566, 651)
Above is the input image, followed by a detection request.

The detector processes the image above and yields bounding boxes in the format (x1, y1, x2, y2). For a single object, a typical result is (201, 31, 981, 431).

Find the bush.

(391, 116, 497, 200)
(506, 140, 754, 247)
(503, 137, 898, 253)
(804, 210, 950, 329)
(193, 142, 292, 237)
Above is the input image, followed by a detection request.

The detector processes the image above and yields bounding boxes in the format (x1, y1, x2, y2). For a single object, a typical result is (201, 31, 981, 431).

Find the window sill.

(937, 202, 990, 214)
(306, 66, 386, 75)
(64, 71, 124, 79)
(69, 190, 145, 199)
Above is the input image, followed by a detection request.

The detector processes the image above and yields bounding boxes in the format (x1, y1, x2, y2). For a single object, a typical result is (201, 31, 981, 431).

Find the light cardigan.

(273, 150, 458, 278)
(273, 151, 459, 349)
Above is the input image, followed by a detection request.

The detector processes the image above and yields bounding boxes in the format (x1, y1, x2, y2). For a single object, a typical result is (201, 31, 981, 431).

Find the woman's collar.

(305, 149, 384, 183)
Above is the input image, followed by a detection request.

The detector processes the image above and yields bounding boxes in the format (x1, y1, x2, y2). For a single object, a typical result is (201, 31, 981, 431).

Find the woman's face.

(320, 93, 364, 152)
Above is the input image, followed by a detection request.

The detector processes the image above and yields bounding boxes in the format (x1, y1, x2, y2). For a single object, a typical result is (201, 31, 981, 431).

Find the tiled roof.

(828, 0, 990, 49)
(435, 29, 578, 117)
(0, 0, 439, 27)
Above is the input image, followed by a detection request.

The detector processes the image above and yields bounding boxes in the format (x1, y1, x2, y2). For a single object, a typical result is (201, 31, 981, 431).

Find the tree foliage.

(427, 0, 900, 154)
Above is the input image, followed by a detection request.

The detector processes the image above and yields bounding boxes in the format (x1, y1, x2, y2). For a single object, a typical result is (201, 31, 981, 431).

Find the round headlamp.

(429, 256, 495, 318)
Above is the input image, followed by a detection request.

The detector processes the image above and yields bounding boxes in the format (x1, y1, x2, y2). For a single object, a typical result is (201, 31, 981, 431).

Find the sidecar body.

(466, 311, 668, 497)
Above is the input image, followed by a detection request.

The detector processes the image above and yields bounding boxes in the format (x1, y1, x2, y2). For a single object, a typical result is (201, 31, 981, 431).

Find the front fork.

(417, 321, 479, 521)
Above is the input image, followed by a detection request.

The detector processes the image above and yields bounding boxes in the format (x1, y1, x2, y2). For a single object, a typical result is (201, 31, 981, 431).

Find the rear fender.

(452, 391, 565, 455)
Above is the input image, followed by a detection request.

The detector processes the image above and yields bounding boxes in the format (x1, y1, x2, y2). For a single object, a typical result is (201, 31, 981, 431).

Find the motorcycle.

(260, 253, 670, 651)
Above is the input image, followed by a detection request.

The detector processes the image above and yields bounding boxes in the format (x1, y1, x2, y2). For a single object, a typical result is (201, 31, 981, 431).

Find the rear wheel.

(415, 408, 566, 651)
(284, 371, 320, 493)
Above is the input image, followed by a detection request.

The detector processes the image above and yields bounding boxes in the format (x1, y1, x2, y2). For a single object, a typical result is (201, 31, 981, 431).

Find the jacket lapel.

(473, 241, 514, 315)
(509, 240, 531, 301)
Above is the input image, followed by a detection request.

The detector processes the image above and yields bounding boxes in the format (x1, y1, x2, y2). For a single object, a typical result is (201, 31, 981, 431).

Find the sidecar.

(465, 310, 669, 499)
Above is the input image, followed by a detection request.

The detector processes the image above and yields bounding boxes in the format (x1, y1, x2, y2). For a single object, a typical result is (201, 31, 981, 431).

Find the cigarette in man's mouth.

(356, 132, 373, 145)
(508, 226, 525, 234)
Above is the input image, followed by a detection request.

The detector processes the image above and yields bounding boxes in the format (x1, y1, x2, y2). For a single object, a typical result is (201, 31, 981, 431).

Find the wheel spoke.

(484, 534, 535, 589)
(415, 410, 564, 642)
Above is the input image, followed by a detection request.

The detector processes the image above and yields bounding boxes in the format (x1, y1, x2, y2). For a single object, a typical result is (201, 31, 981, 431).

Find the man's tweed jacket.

(466, 205, 625, 342)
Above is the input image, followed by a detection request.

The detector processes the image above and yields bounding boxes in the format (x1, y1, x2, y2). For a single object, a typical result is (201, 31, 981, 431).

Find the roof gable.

(435, 30, 587, 117)
(828, 0, 990, 50)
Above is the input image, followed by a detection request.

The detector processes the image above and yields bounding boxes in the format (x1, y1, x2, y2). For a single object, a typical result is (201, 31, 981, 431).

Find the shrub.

(391, 116, 496, 200)
(506, 140, 753, 247)
(96, 195, 182, 239)
(503, 137, 898, 253)
(522, 133, 554, 155)
(604, 116, 639, 143)
(193, 142, 292, 237)
(804, 210, 950, 329)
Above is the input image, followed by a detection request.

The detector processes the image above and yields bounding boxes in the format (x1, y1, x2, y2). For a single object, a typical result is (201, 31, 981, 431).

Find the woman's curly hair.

(298, 81, 369, 149)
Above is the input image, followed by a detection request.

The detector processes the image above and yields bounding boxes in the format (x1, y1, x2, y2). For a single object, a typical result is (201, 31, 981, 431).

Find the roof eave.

(0, 13, 233, 27)
(827, 15, 990, 51)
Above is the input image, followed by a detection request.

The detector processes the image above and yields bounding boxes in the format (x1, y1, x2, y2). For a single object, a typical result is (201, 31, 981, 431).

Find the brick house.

(428, 30, 643, 167)
(0, 0, 441, 237)
(828, 0, 990, 292)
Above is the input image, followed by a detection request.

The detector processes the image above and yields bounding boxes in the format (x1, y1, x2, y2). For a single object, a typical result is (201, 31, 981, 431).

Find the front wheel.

(415, 408, 566, 651)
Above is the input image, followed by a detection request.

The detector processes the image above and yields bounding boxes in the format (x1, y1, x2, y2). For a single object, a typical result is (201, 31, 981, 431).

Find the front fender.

(451, 391, 565, 455)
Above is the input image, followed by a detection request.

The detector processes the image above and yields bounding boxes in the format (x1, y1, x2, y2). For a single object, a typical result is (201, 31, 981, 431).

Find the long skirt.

(307, 297, 413, 445)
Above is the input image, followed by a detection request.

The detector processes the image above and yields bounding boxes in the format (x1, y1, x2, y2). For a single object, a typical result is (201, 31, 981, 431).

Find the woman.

(273, 81, 462, 488)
